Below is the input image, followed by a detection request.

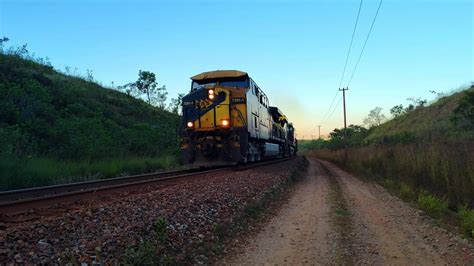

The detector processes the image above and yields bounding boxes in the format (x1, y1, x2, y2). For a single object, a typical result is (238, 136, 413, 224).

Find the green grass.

(399, 182, 415, 201)
(417, 190, 448, 219)
(153, 217, 169, 243)
(123, 241, 159, 265)
(458, 205, 474, 238)
(122, 217, 175, 265)
(0, 155, 179, 191)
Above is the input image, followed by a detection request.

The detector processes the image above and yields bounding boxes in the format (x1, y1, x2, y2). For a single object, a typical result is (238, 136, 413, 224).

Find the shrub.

(452, 88, 474, 129)
(417, 190, 448, 219)
(398, 182, 415, 201)
(380, 178, 396, 191)
(457, 205, 474, 238)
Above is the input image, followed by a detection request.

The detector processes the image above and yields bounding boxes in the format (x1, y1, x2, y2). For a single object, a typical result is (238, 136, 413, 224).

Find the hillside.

(0, 53, 180, 190)
(366, 85, 474, 143)
(306, 85, 474, 213)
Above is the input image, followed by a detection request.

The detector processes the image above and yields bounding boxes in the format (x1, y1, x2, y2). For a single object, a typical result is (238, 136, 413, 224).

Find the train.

(180, 70, 297, 166)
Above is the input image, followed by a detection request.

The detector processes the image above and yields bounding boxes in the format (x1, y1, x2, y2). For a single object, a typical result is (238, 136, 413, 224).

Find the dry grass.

(307, 141, 474, 208)
(366, 86, 474, 143)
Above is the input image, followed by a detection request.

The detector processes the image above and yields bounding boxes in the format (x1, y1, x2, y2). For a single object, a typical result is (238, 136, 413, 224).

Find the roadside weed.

(399, 182, 415, 201)
(457, 205, 474, 238)
(153, 217, 169, 243)
(123, 241, 157, 265)
(417, 190, 448, 219)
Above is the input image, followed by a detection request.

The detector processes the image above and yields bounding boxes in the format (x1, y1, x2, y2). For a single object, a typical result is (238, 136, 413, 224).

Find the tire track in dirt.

(223, 159, 334, 264)
(323, 163, 357, 264)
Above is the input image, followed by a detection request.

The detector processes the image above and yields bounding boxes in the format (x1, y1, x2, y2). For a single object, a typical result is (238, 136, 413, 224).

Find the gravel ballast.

(0, 157, 304, 264)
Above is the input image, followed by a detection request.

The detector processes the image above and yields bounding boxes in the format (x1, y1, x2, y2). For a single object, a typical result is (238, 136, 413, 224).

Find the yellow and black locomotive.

(180, 70, 297, 166)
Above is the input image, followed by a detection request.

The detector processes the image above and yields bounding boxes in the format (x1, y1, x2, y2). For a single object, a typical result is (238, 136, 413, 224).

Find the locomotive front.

(180, 70, 249, 166)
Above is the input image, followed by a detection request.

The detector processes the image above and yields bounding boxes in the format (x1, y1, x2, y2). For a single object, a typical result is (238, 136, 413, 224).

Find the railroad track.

(0, 157, 294, 217)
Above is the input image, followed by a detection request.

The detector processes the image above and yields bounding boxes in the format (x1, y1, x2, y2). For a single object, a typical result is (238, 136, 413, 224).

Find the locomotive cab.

(180, 71, 249, 165)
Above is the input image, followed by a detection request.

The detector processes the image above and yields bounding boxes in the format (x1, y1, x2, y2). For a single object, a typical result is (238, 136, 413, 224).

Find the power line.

(318, 90, 339, 124)
(338, 0, 364, 89)
(346, 0, 383, 87)
(323, 95, 343, 124)
(319, 0, 363, 125)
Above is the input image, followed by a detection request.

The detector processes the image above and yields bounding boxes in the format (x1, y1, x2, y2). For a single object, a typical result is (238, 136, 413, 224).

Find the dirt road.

(224, 158, 474, 265)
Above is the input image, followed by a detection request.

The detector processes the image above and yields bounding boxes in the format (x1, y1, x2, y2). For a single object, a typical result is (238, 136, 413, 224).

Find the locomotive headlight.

(208, 89, 215, 100)
(221, 119, 229, 127)
(187, 121, 194, 128)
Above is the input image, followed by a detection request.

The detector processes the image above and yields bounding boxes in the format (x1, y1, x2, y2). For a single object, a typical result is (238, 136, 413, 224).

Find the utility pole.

(317, 125, 321, 139)
(339, 87, 349, 162)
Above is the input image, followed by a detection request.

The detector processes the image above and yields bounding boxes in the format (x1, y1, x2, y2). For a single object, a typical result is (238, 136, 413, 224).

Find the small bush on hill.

(452, 87, 474, 129)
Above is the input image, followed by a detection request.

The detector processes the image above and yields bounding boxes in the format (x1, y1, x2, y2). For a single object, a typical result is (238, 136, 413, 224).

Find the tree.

(407, 97, 427, 108)
(118, 83, 139, 97)
(121, 70, 168, 109)
(329, 125, 367, 141)
(152, 84, 168, 109)
(168, 93, 184, 114)
(347, 124, 369, 146)
(363, 107, 386, 128)
(327, 124, 368, 149)
(430, 90, 445, 98)
(390, 104, 404, 118)
(136, 70, 157, 105)
(0, 36, 9, 52)
(86, 69, 94, 82)
(13, 43, 29, 57)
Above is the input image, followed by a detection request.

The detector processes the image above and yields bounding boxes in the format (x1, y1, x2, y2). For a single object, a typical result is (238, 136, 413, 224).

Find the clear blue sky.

(1, 0, 472, 138)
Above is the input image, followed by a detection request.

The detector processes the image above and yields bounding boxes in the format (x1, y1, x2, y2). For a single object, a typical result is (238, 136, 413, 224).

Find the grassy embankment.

(0, 53, 180, 191)
(303, 85, 474, 238)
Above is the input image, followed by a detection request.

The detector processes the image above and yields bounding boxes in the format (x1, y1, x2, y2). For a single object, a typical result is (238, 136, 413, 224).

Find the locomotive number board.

(231, 98, 246, 104)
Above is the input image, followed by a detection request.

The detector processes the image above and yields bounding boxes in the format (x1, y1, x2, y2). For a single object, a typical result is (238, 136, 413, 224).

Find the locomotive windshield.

(191, 77, 249, 90)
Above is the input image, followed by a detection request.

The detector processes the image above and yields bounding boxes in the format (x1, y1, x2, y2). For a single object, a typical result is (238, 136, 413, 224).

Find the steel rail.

(0, 168, 226, 207)
(0, 157, 295, 210)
